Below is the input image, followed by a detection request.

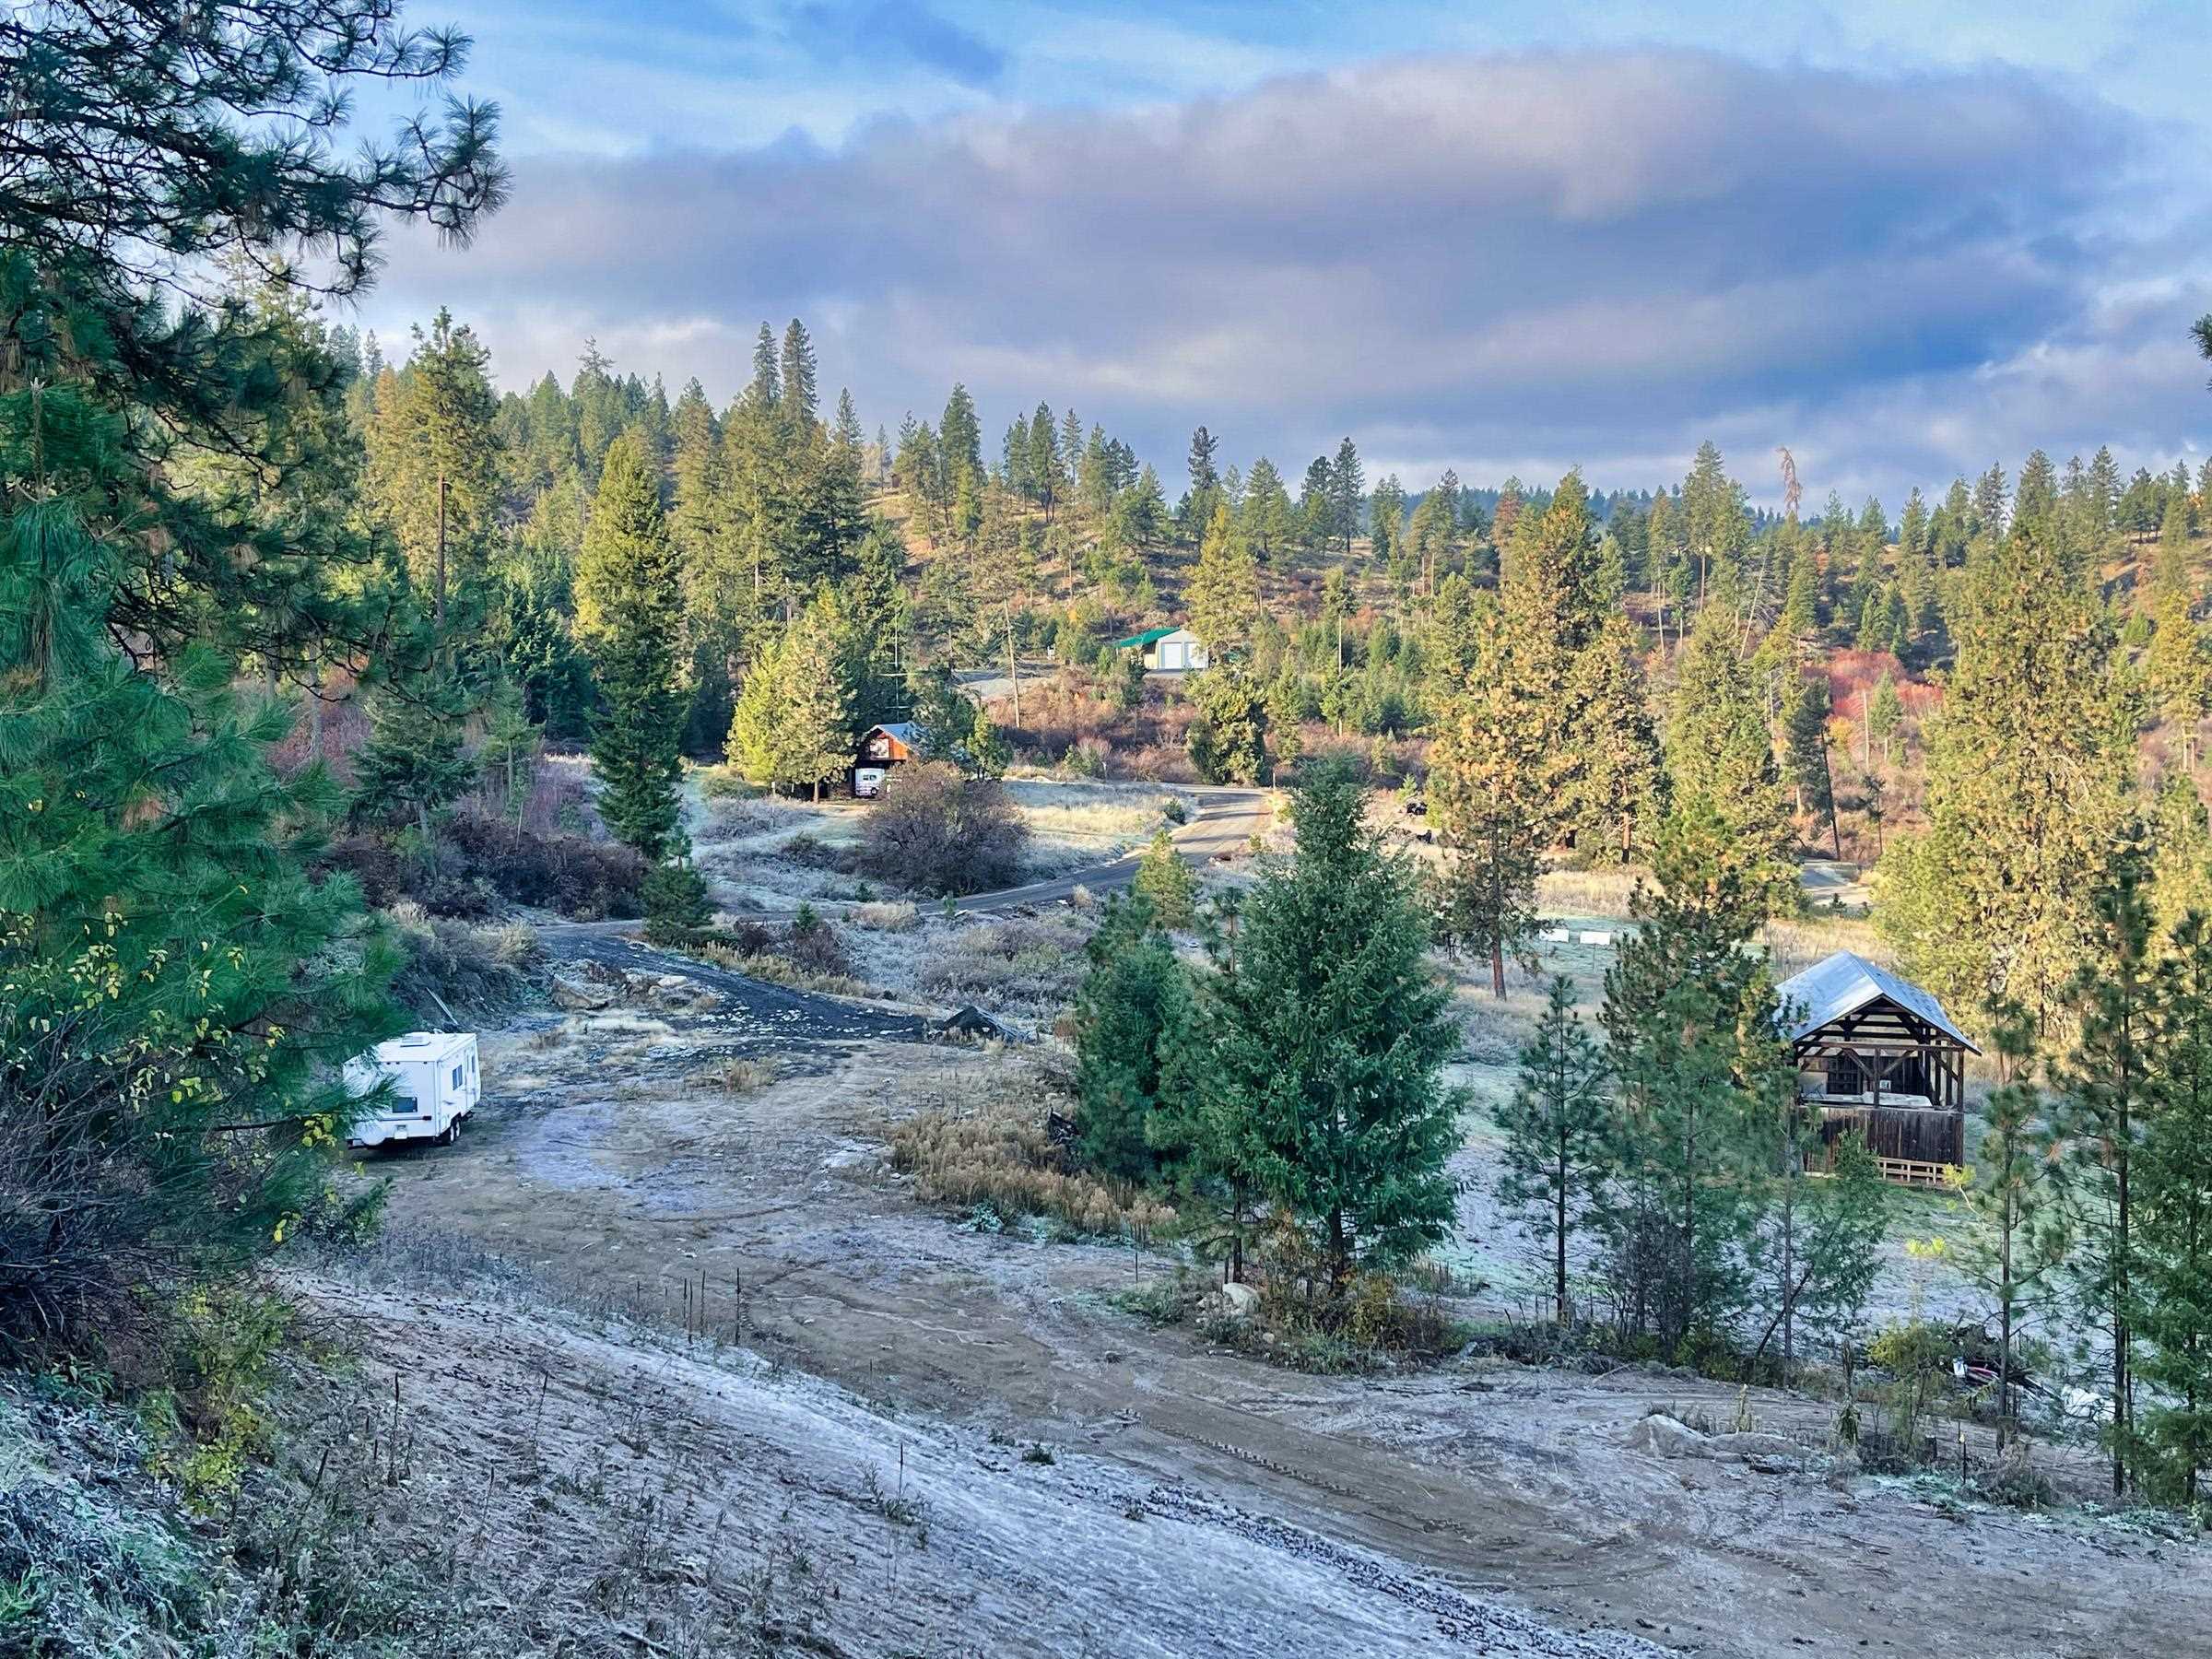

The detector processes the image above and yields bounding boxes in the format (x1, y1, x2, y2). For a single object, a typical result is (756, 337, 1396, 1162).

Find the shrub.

(1130, 830, 1196, 927)
(859, 762, 1029, 895)
(388, 910, 535, 1019)
(782, 906, 852, 978)
(641, 862, 712, 942)
(438, 808, 647, 918)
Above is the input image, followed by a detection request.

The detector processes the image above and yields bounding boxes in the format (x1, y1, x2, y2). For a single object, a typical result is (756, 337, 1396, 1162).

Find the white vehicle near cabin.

(344, 1031, 480, 1148)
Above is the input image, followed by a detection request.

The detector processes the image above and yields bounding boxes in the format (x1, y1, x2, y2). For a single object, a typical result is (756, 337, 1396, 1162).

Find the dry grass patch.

(915, 916, 1088, 1015)
(889, 1095, 1174, 1238)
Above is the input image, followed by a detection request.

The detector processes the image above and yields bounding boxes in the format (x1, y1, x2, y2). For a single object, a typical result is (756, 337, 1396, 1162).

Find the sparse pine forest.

(15, 4, 2212, 1655)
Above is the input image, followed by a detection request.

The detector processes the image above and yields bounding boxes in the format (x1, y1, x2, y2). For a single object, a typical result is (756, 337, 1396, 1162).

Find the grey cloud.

(368, 47, 2207, 501)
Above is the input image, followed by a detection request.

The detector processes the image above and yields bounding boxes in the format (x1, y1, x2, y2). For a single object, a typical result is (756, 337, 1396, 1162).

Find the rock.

(1825, 1448, 1862, 1488)
(550, 975, 612, 1011)
(1699, 1430, 1799, 1462)
(1625, 1414, 1709, 1459)
(1205, 1281, 1260, 1322)
(936, 1004, 1032, 1043)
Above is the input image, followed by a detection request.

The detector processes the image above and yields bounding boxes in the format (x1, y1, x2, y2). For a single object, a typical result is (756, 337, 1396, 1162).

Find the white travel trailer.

(344, 1031, 480, 1148)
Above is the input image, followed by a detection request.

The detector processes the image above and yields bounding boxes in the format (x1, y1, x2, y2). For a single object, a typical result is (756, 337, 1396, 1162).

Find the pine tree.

(1497, 978, 1611, 1324)
(0, 485, 400, 1346)
(2139, 913, 2212, 1500)
(2055, 837, 2161, 1494)
(1184, 666, 1268, 784)
(1783, 669, 1840, 855)
(1868, 669, 1904, 764)
(1072, 895, 1193, 1182)
(1599, 802, 1777, 1347)
(1330, 437, 1365, 559)
(1956, 1016, 2068, 1441)
(1665, 591, 1797, 926)
(1428, 592, 1554, 996)
(1879, 515, 2130, 1031)
(779, 319, 818, 428)
(776, 601, 857, 800)
(369, 307, 500, 632)
(477, 678, 541, 820)
(575, 436, 685, 861)
(1569, 612, 1665, 865)
(351, 666, 469, 835)
(1189, 767, 1465, 1286)
(1186, 502, 1260, 654)
(1133, 830, 1197, 928)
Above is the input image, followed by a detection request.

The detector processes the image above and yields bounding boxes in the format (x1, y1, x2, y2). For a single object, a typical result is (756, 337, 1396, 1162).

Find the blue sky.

(361, 1, 2212, 507)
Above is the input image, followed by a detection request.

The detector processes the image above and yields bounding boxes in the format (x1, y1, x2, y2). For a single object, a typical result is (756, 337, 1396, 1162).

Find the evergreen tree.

(1329, 436, 1365, 558)
(1132, 829, 1197, 928)
(1497, 978, 1611, 1324)
(1665, 592, 1797, 925)
(1189, 768, 1465, 1285)
(779, 319, 818, 427)
(1956, 1016, 2068, 1441)
(0, 484, 400, 1347)
(1783, 669, 1840, 855)
(1880, 515, 2130, 1031)
(575, 436, 685, 860)
(369, 307, 500, 631)
(1570, 613, 1665, 864)
(2055, 838, 2161, 1494)
(352, 672, 471, 834)
(2140, 913, 2212, 1500)
(477, 678, 540, 820)
(1072, 895, 1193, 1182)
(1186, 502, 1260, 654)
(1428, 592, 1554, 996)
(1599, 802, 1779, 1347)
(1184, 665, 1268, 784)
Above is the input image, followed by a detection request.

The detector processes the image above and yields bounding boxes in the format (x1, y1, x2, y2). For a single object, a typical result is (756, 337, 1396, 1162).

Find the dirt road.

(367, 974, 2208, 1659)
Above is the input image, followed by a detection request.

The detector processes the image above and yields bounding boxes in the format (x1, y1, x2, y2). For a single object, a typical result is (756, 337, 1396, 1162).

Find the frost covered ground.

(355, 946, 2212, 1658)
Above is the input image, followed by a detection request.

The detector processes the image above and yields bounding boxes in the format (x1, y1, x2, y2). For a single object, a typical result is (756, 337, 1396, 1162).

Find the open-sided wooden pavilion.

(1774, 950, 1978, 1188)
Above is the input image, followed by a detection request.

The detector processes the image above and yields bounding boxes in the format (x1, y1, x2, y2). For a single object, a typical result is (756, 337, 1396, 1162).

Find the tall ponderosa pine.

(1186, 502, 1260, 654)
(2055, 840, 2162, 1494)
(1427, 591, 1553, 996)
(1665, 591, 1797, 928)
(2141, 913, 2212, 1500)
(1880, 514, 2130, 1033)
(1190, 768, 1465, 1285)
(575, 437, 685, 860)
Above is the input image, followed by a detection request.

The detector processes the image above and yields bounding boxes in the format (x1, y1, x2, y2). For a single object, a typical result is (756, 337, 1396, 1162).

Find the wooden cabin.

(1775, 950, 1978, 1188)
(851, 722, 924, 798)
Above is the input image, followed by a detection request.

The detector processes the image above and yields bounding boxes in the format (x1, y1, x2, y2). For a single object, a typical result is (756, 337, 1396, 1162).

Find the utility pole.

(1006, 601, 1019, 728)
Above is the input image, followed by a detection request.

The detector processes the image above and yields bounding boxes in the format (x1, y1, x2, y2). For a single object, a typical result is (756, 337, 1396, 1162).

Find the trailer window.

(451, 1064, 465, 1089)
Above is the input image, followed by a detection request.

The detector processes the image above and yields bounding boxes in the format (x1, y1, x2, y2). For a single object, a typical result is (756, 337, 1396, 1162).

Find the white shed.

(344, 1031, 480, 1148)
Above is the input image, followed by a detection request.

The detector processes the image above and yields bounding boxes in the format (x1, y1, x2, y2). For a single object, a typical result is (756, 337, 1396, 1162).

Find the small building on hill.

(852, 722, 924, 798)
(1114, 625, 1209, 674)
(1775, 950, 1978, 1187)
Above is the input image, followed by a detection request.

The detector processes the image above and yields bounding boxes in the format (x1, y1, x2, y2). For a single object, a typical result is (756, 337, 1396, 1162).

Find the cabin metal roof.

(865, 722, 924, 746)
(1112, 626, 1179, 649)
(1774, 950, 1978, 1053)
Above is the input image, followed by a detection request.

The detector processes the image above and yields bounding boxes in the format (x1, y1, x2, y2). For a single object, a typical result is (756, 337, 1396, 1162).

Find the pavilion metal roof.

(1773, 950, 1979, 1053)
